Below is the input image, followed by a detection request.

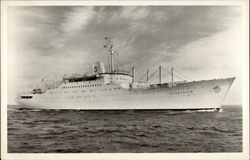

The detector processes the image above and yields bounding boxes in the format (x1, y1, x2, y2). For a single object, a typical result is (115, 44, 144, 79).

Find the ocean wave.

(7, 105, 242, 153)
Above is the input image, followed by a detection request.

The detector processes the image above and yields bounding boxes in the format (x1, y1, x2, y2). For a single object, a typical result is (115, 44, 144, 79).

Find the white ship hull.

(16, 77, 235, 110)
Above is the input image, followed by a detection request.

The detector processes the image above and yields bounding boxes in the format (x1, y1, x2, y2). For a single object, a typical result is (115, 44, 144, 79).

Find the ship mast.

(132, 67, 136, 82)
(104, 37, 115, 73)
(171, 67, 174, 86)
(116, 51, 119, 71)
(159, 65, 162, 84)
(146, 69, 149, 83)
(41, 78, 45, 92)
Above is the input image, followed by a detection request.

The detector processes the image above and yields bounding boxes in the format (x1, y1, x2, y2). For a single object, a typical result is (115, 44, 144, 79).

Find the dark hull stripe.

(16, 107, 220, 111)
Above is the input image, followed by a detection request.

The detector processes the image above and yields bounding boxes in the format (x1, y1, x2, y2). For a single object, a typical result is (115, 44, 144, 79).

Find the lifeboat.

(62, 74, 74, 81)
(62, 74, 98, 82)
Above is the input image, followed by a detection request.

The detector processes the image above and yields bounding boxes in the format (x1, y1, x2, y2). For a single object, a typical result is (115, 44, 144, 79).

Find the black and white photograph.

(1, 1, 249, 160)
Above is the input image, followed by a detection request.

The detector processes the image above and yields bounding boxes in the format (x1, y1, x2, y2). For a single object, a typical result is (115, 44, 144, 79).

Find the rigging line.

(148, 69, 159, 80)
(138, 73, 147, 82)
(172, 71, 186, 81)
(173, 73, 186, 81)
(173, 68, 188, 79)
(162, 68, 173, 81)
(161, 66, 185, 81)
(161, 67, 172, 75)
(173, 68, 192, 80)
(161, 66, 191, 81)
(161, 65, 172, 70)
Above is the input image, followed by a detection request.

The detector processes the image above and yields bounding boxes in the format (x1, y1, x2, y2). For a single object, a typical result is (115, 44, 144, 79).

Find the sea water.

(7, 105, 242, 153)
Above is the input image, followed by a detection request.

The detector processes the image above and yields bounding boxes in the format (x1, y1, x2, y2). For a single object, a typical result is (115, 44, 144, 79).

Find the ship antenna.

(104, 37, 115, 73)
(54, 75, 57, 89)
(41, 78, 45, 93)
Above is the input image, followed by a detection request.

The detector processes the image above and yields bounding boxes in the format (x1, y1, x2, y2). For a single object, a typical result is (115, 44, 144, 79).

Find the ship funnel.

(93, 61, 106, 74)
(132, 67, 136, 82)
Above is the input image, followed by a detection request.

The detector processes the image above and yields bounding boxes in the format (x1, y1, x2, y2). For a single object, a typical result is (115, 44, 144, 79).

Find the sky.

(7, 6, 244, 105)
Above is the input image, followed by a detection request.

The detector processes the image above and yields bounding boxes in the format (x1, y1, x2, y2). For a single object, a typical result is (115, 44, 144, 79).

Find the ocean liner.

(16, 37, 235, 110)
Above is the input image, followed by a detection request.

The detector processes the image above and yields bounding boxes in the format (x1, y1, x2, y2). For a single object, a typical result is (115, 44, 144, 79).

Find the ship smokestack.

(159, 65, 162, 84)
(132, 67, 136, 82)
(93, 61, 105, 74)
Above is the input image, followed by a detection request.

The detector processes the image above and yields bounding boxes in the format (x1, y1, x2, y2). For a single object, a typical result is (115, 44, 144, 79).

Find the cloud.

(121, 7, 150, 21)
(169, 26, 244, 104)
(61, 7, 95, 33)
(172, 26, 243, 77)
(6, 6, 243, 104)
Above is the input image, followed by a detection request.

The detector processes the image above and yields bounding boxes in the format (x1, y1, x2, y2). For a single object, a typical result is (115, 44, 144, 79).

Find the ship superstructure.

(16, 37, 235, 110)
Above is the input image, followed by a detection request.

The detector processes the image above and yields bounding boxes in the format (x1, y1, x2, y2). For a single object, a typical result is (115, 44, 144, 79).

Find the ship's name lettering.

(170, 90, 193, 95)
